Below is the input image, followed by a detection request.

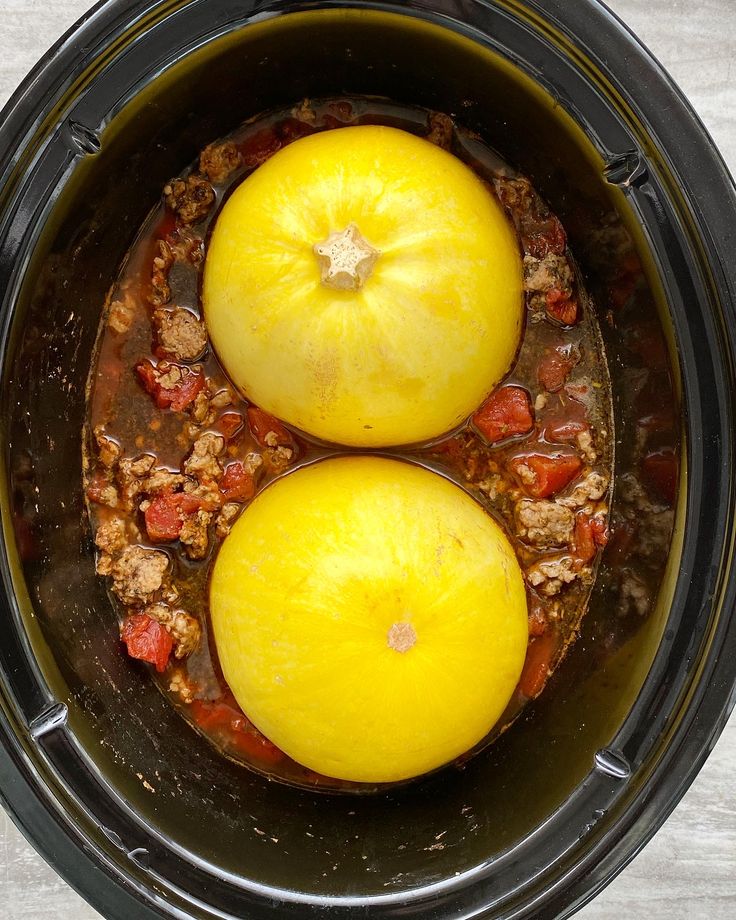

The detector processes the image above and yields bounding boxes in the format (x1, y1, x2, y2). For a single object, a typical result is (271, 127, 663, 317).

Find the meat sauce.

(84, 97, 613, 792)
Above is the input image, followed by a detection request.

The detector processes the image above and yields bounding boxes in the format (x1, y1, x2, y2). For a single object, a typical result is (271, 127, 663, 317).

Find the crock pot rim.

(0, 2, 735, 919)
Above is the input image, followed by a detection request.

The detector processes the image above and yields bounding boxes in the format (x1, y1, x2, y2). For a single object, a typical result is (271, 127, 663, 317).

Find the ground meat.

(216, 502, 241, 538)
(94, 427, 121, 468)
(150, 239, 174, 307)
(199, 141, 242, 184)
(168, 668, 196, 703)
(181, 477, 223, 510)
(184, 432, 225, 481)
(494, 176, 534, 215)
(117, 454, 156, 508)
(87, 473, 120, 509)
(179, 510, 212, 560)
(94, 517, 128, 556)
(108, 293, 136, 333)
(144, 603, 201, 657)
(426, 111, 454, 149)
(153, 308, 207, 362)
(164, 175, 215, 225)
(576, 429, 597, 463)
(526, 555, 581, 596)
(558, 471, 609, 509)
(110, 545, 169, 606)
(144, 467, 185, 494)
(618, 570, 649, 617)
(523, 253, 573, 295)
(292, 98, 317, 124)
(264, 445, 294, 474)
(515, 500, 574, 549)
(190, 383, 234, 427)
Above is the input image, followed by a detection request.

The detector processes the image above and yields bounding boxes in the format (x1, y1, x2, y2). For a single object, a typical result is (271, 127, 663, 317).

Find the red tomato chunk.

(247, 406, 292, 447)
(145, 493, 183, 542)
(509, 452, 582, 498)
(135, 360, 205, 412)
(537, 345, 580, 392)
(519, 631, 558, 699)
(573, 512, 609, 564)
(522, 215, 567, 259)
(144, 491, 215, 543)
(120, 613, 173, 673)
(216, 411, 244, 440)
(473, 386, 533, 444)
(545, 289, 579, 326)
(220, 462, 256, 502)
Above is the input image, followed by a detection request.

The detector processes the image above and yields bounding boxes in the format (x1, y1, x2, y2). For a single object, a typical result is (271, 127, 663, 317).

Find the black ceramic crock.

(1, 1, 735, 918)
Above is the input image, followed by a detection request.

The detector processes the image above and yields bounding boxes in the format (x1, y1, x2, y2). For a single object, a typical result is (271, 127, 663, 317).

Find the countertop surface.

(1, 0, 735, 917)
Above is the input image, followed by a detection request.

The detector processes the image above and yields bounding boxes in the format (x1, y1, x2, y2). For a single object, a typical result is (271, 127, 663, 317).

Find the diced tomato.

(135, 360, 205, 412)
(216, 411, 244, 440)
(519, 631, 558, 699)
(190, 699, 238, 734)
(545, 289, 579, 326)
(240, 128, 281, 168)
(120, 613, 173, 673)
(642, 448, 678, 505)
(229, 721, 285, 765)
(509, 451, 582, 499)
(190, 699, 285, 765)
(220, 461, 256, 502)
(144, 490, 216, 542)
(472, 386, 534, 444)
(537, 345, 580, 392)
(521, 215, 567, 259)
(247, 406, 292, 447)
(145, 493, 184, 542)
(573, 512, 609, 565)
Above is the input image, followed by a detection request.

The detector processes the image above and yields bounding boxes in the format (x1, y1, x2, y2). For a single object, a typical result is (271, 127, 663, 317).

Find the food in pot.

(203, 125, 522, 447)
(84, 97, 612, 791)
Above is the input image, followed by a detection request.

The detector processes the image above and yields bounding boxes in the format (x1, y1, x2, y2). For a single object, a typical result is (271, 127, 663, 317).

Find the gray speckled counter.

(1, 1, 734, 917)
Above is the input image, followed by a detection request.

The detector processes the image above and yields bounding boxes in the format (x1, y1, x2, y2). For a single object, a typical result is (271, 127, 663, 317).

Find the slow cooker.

(1, 1, 735, 918)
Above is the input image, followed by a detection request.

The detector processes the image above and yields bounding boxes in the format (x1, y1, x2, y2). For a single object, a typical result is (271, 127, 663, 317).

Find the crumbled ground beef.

(94, 517, 128, 556)
(216, 502, 240, 538)
(111, 545, 169, 606)
(184, 432, 225, 481)
(144, 603, 201, 657)
(515, 500, 574, 548)
(144, 467, 185, 494)
(108, 293, 136, 333)
(164, 175, 215, 225)
(526, 555, 581, 596)
(523, 253, 573, 296)
(94, 427, 121, 468)
(292, 98, 317, 124)
(264, 445, 294, 474)
(558, 471, 609, 509)
(153, 308, 207, 362)
(426, 111, 454, 149)
(150, 239, 174, 307)
(117, 454, 156, 509)
(179, 509, 213, 560)
(199, 141, 242, 184)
